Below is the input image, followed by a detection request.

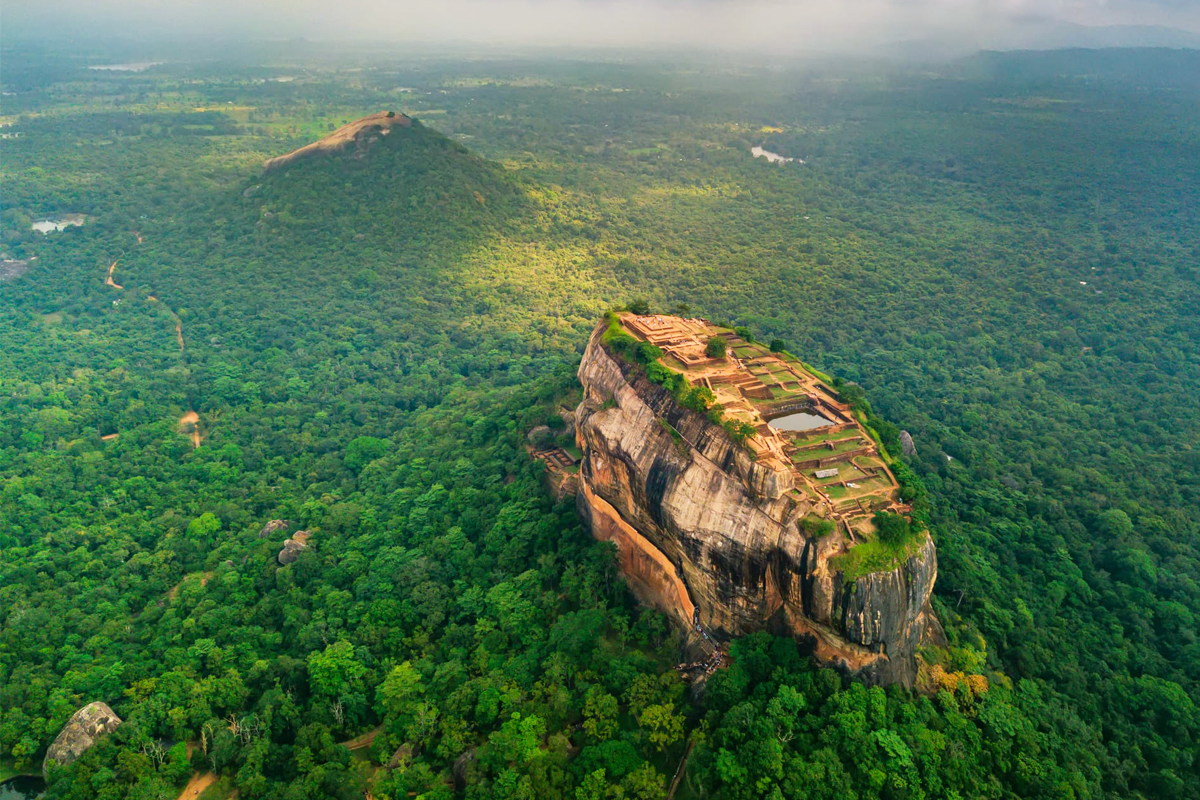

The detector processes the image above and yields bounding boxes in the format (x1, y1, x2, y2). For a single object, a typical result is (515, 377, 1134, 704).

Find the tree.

(186, 512, 221, 539)
(377, 661, 424, 719)
(622, 765, 667, 800)
(308, 641, 366, 704)
(873, 511, 912, 545)
(582, 686, 619, 742)
(705, 337, 727, 359)
(769, 339, 786, 353)
(345, 435, 389, 472)
(637, 704, 683, 752)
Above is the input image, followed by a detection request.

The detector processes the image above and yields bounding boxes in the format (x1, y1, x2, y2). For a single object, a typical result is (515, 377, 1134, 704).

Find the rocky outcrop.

(263, 111, 412, 171)
(260, 519, 290, 538)
(43, 702, 122, 775)
(574, 323, 939, 687)
(900, 430, 916, 457)
(278, 531, 311, 565)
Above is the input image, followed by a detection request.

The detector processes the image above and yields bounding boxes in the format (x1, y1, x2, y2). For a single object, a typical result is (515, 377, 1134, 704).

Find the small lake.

(0, 776, 45, 800)
(88, 62, 161, 72)
(751, 145, 804, 165)
(769, 411, 832, 432)
(31, 214, 86, 234)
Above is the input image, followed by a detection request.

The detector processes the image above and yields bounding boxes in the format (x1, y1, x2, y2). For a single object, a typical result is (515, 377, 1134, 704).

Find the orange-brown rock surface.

(263, 111, 412, 171)
(574, 322, 939, 687)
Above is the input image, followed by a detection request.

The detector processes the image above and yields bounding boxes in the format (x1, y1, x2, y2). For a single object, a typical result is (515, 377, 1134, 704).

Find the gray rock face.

(277, 531, 311, 565)
(44, 702, 122, 775)
(900, 430, 916, 457)
(260, 519, 289, 538)
(574, 323, 939, 687)
(527, 425, 554, 448)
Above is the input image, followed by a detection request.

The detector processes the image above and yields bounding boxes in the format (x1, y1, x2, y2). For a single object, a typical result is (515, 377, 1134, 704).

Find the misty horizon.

(4, 0, 1200, 58)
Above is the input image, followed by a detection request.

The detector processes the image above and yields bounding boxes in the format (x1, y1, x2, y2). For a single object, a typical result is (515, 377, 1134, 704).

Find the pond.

(88, 62, 161, 72)
(0, 776, 45, 800)
(31, 214, 86, 234)
(769, 411, 832, 432)
(751, 145, 804, 165)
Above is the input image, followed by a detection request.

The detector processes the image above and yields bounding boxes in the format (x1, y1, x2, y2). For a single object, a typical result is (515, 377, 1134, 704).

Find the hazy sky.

(4, 0, 1200, 52)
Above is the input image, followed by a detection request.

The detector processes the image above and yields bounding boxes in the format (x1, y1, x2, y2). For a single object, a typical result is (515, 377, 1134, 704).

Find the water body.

(31, 214, 86, 234)
(0, 776, 46, 800)
(769, 411, 832, 432)
(751, 145, 804, 165)
(88, 62, 161, 72)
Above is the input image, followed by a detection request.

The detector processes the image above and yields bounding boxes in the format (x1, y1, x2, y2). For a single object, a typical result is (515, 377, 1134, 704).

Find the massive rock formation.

(43, 702, 122, 775)
(574, 322, 940, 687)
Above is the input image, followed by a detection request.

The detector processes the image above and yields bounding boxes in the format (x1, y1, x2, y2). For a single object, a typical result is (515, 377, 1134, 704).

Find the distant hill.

(882, 19, 1200, 61)
(960, 47, 1200, 90)
(248, 112, 527, 245)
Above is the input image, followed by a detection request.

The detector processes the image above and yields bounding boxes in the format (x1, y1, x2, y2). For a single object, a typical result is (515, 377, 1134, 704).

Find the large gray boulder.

(259, 519, 290, 538)
(900, 430, 916, 458)
(277, 530, 311, 565)
(43, 702, 122, 776)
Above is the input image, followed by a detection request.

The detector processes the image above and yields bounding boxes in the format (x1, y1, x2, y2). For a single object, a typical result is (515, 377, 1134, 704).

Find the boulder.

(527, 425, 553, 448)
(388, 743, 413, 769)
(277, 531, 311, 565)
(43, 702, 122, 776)
(900, 430, 916, 457)
(259, 519, 289, 538)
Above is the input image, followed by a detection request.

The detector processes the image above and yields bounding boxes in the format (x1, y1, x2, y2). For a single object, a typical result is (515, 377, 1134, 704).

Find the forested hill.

(250, 113, 528, 246)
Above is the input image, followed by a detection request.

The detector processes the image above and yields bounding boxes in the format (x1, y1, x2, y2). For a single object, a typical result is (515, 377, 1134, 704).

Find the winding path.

(105, 244, 199, 447)
(105, 260, 123, 289)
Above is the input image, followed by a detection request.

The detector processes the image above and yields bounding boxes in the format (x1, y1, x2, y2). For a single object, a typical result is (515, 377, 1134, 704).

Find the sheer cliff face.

(575, 324, 939, 687)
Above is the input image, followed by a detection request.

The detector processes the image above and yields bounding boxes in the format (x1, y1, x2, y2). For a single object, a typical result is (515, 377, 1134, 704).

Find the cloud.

(3, 0, 1199, 52)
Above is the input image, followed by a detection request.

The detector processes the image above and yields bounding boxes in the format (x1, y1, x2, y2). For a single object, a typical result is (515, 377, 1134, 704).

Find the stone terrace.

(618, 314, 910, 539)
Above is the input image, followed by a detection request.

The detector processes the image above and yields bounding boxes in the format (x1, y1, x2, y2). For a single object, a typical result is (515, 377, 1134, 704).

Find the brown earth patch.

(179, 411, 201, 448)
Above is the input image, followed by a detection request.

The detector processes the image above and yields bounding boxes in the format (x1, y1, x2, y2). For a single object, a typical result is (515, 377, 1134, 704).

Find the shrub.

(873, 511, 913, 545)
(705, 337, 727, 359)
(723, 419, 757, 445)
(679, 385, 715, 413)
(770, 338, 786, 353)
(801, 515, 835, 538)
(733, 325, 754, 343)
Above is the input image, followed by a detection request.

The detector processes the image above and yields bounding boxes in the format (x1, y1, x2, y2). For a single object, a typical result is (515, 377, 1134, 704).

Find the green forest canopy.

(1, 44, 1198, 799)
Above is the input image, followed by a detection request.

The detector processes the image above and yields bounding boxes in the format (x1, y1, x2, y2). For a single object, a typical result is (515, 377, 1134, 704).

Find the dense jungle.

(1, 41, 1198, 800)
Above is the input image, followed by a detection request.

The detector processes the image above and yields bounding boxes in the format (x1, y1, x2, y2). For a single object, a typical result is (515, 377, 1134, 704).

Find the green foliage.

(873, 510, 914, 546)
(705, 336, 727, 359)
(694, 633, 1099, 800)
(3, 45, 1200, 800)
(581, 686, 619, 742)
(769, 338, 786, 353)
(344, 435, 389, 473)
(800, 515, 835, 539)
(722, 419, 757, 446)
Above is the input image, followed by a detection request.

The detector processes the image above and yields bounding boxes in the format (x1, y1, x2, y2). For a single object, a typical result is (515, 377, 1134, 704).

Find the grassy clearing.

(832, 535, 923, 582)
